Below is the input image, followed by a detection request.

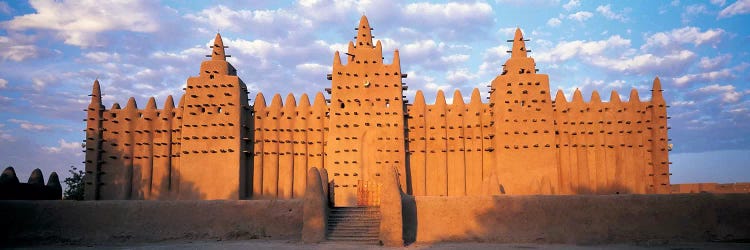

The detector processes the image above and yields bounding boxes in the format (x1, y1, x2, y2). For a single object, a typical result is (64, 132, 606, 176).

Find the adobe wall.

(672, 183, 750, 193)
(0, 199, 303, 246)
(403, 194, 750, 244)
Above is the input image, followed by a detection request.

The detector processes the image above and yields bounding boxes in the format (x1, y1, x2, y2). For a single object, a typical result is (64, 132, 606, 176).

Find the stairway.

(326, 206, 381, 244)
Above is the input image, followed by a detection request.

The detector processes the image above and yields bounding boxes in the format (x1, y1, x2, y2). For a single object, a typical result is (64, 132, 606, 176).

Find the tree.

(64, 166, 85, 200)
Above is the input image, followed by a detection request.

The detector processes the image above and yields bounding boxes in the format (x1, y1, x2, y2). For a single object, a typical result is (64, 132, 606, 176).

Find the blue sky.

(0, 0, 749, 184)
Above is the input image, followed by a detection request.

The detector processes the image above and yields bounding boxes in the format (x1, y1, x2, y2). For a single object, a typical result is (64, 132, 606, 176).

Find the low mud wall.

(0, 199, 303, 246)
(403, 194, 750, 244)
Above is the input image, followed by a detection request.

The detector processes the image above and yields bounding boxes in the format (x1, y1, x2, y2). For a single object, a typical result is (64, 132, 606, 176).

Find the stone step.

(329, 218, 379, 222)
(326, 235, 380, 242)
(327, 229, 380, 235)
(328, 217, 380, 223)
(326, 207, 381, 244)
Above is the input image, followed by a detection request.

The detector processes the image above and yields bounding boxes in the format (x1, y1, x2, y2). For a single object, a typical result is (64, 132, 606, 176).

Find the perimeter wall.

(402, 194, 750, 244)
(2, 194, 749, 246)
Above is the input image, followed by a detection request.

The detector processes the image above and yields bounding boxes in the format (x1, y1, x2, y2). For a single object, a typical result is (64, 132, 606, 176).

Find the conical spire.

(111, 102, 121, 109)
(28, 168, 44, 186)
(591, 90, 602, 103)
(392, 49, 401, 68)
(452, 90, 465, 105)
(146, 97, 157, 110)
(651, 77, 664, 102)
(299, 93, 311, 108)
(0, 166, 19, 184)
(89, 79, 103, 109)
(609, 90, 622, 103)
(271, 93, 283, 108)
(555, 89, 567, 103)
(46, 172, 61, 188)
(211, 33, 227, 61)
(470, 88, 482, 104)
(511, 28, 528, 59)
(284, 93, 297, 111)
(254, 92, 267, 108)
(91, 79, 101, 101)
(572, 89, 584, 103)
(163, 95, 175, 110)
(629, 88, 640, 103)
(125, 97, 138, 110)
(333, 51, 342, 66)
(47, 171, 62, 199)
(313, 92, 326, 107)
(355, 15, 374, 48)
(414, 90, 426, 105)
(435, 90, 447, 106)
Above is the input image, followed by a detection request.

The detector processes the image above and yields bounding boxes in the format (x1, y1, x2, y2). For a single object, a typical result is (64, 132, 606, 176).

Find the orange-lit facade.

(84, 16, 673, 205)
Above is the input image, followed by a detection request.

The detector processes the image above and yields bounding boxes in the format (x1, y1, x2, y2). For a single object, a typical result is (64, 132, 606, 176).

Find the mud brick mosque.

(84, 16, 672, 206)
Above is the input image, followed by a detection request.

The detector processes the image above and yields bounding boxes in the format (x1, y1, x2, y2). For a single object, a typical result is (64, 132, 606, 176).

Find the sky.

(0, 0, 749, 185)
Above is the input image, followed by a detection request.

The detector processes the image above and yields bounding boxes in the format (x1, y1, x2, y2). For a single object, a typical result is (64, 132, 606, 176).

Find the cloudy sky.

(1, 0, 749, 185)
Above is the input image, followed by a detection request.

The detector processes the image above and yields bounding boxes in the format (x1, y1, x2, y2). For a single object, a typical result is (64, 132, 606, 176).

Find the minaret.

(179, 33, 252, 199)
(355, 15, 374, 48)
(489, 28, 559, 195)
(326, 15, 407, 206)
(84, 79, 105, 200)
(650, 77, 671, 193)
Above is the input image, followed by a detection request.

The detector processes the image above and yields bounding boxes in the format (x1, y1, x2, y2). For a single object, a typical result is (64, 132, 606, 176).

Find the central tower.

(327, 16, 407, 206)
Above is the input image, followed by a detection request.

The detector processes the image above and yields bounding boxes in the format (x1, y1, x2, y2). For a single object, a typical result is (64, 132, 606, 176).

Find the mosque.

(84, 16, 673, 206)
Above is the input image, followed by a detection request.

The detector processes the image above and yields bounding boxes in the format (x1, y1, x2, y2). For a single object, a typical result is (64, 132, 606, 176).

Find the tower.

(326, 16, 407, 206)
(84, 79, 104, 200)
(490, 28, 559, 194)
(178, 33, 252, 199)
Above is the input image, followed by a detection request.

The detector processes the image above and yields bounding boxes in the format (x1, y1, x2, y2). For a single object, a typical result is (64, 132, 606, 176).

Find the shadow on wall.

(0, 167, 62, 200)
(89, 137, 230, 200)
(402, 192, 750, 245)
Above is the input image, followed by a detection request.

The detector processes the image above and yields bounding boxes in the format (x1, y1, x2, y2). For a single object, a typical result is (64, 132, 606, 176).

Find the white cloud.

(711, 0, 726, 6)
(641, 26, 724, 50)
(699, 54, 732, 70)
(697, 84, 742, 103)
(446, 68, 478, 84)
(563, 0, 581, 11)
(403, 2, 494, 33)
(498, 27, 517, 37)
(685, 4, 708, 15)
(495, 0, 562, 6)
(718, 0, 750, 18)
(2, 0, 162, 47)
(43, 139, 83, 156)
(0, 123, 14, 142)
(596, 5, 628, 22)
(184, 5, 310, 38)
(672, 69, 733, 87)
(567, 11, 593, 22)
(0, 78, 7, 89)
(295, 62, 329, 76)
(83, 52, 120, 63)
(8, 119, 50, 131)
(671, 100, 696, 107)
(0, 35, 41, 61)
(590, 50, 696, 74)
(478, 44, 510, 76)
(535, 35, 631, 63)
(547, 18, 562, 27)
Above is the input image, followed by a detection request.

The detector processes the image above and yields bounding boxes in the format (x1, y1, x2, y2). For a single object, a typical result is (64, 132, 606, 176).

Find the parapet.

(0, 167, 62, 200)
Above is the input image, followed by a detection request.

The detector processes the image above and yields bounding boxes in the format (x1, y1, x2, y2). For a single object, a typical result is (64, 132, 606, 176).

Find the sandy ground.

(23, 240, 750, 250)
